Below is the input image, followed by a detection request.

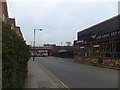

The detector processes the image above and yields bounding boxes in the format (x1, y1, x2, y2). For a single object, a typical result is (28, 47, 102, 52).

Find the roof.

(78, 14, 120, 40)
(7, 18, 15, 24)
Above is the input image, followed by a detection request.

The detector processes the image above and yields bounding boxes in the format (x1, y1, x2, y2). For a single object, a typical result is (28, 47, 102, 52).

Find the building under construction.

(74, 14, 120, 59)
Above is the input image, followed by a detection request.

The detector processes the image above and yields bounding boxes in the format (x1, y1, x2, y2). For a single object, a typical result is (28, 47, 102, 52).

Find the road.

(35, 57, 118, 88)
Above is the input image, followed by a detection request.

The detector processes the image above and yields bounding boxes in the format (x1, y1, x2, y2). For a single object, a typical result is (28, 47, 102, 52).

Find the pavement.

(24, 58, 68, 88)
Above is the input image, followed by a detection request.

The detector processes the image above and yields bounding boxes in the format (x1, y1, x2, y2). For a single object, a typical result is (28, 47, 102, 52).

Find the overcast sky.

(7, 0, 119, 46)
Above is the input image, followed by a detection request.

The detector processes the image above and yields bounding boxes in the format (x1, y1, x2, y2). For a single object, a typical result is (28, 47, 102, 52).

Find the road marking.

(37, 61, 70, 89)
(50, 57, 55, 58)
(58, 58, 62, 59)
(48, 71, 70, 89)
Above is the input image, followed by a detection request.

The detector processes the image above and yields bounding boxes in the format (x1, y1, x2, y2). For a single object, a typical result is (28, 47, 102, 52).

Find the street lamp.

(33, 28, 42, 61)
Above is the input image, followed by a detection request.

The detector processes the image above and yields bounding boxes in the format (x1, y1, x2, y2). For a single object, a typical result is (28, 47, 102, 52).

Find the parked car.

(42, 53, 48, 57)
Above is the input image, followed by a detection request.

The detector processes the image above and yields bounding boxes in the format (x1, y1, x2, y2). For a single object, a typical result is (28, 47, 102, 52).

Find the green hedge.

(2, 22, 31, 88)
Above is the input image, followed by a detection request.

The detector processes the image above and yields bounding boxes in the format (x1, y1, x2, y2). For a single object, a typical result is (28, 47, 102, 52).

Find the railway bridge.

(31, 46, 52, 56)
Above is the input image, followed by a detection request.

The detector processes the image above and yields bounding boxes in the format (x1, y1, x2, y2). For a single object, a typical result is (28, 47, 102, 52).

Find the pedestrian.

(109, 57, 113, 65)
(98, 55, 103, 64)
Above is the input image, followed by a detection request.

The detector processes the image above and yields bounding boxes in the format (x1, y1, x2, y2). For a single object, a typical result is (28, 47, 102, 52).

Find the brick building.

(7, 18, 16, 31)
(0, 0, 9, 22)
(16, 26, 24, 40)
(51, 46, 74, 58)
(0, 0, 24, 40)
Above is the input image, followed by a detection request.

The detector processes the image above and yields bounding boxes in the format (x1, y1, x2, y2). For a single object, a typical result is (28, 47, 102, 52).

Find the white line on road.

(37, 60, 70, 89)
(58, 58, 61, 59)
(48, 70, 70, 89)
(50, 57, 55, 58)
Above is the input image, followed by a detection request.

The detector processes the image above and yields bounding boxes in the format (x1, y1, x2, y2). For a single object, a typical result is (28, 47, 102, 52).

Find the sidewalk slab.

(24, 58, 67, 88)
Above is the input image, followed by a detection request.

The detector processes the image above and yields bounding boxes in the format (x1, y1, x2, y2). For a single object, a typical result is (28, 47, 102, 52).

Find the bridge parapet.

(31, 46, 52, 50)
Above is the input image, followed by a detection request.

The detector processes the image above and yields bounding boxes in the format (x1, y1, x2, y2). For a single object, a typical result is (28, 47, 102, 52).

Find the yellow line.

(37, 61, 70, 89)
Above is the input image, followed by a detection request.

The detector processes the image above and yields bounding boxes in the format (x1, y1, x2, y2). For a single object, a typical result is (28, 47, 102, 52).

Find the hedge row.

(73, 56, 120, 68)
(2, 22, 31, 88)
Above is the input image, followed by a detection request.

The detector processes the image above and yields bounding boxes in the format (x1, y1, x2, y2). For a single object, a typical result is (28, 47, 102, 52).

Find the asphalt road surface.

(35, 57, 118, 88)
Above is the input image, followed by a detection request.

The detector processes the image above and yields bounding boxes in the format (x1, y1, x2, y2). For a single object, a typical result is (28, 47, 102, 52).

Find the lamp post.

(33, 28, 42, 61)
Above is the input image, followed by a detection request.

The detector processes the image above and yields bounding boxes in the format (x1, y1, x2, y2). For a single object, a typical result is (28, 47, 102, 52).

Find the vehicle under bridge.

(31, 46, 74, 58)
(31, 46, 52, 57)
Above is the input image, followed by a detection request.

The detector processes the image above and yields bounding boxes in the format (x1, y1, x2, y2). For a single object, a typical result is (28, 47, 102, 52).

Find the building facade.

(74, 15, 120, 59)
(0, 0, 24, 40)
(16, 26, 24, 40)
(0, 0, 8, 22)
(7, 18, 16, 31)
